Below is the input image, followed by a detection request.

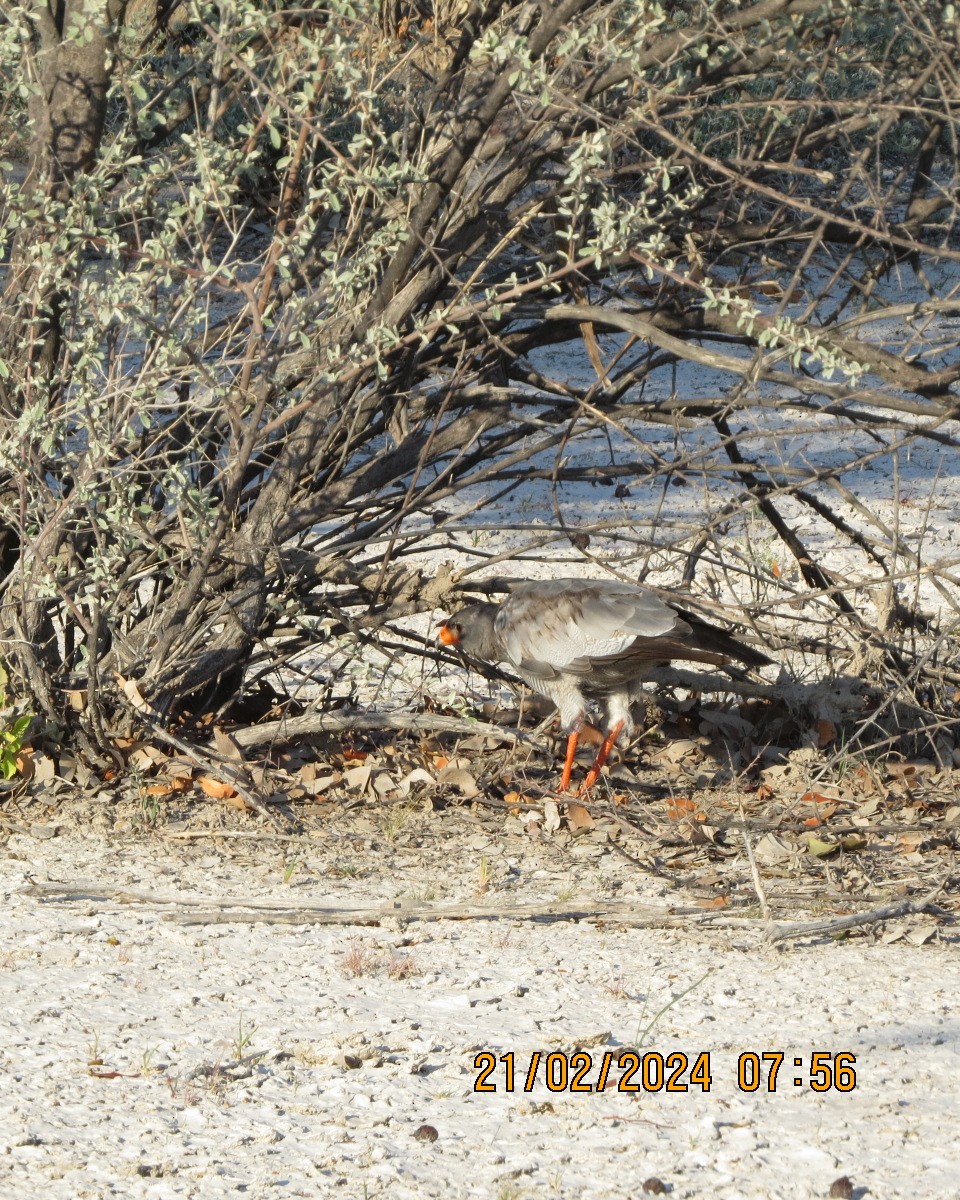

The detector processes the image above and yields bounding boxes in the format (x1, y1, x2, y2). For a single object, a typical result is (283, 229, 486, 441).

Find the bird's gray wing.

(495, 578, 686, 678)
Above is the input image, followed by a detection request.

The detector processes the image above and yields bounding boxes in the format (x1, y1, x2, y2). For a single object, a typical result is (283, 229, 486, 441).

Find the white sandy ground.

(1, 830, 958, 1200)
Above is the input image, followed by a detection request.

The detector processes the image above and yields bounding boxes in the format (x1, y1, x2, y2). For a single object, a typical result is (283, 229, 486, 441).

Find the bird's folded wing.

(496, 579, 685, 677)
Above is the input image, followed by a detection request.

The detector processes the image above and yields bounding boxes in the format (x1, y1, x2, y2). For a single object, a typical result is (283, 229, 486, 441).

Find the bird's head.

(437, 601, 501, 662)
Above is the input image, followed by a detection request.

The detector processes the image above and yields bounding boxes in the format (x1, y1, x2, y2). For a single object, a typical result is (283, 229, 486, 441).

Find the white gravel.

(2, 831, 957, 1200)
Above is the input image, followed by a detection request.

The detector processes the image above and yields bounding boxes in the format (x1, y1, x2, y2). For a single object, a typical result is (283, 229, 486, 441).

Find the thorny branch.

(0, 0, 957, 765)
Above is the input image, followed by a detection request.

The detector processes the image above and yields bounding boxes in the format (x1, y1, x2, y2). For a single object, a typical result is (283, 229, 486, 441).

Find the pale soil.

(1, 818, 957, 1200)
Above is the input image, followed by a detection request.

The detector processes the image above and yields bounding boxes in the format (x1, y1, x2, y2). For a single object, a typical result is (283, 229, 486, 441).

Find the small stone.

(413, 1124, 439, 1143)
(828, 1178, 854, 1200)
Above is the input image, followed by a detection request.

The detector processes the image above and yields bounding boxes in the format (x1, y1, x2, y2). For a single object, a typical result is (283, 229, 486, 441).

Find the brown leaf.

(578, 723, 605, 748)
(144, 777, 191, 797)
(197, 775, 238, 800)
(564, 800, 594, 831)
(211, 726, 244, 763)
(343, 763, 373, 793)
(373, 772, 396, 797)
(115, 675, 153, 714)
(666, 796, 699, 820)
(436, 765, 479, 798)
(850, 764, 880, 794)
(395, 768, 435, 797)
(816, 719, 836, 748)
(887, 761, 935, 780)
(754, 833, 794, 865)
(304, 772, 341, 795)
(127, 747, 159, 772)
(800, 790, 838, 805)
(14, 749, 34, 782)
(32, 753, 56, 785)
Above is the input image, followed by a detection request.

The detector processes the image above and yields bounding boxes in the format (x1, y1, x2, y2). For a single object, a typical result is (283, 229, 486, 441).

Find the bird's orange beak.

(438, 623, 459, 646)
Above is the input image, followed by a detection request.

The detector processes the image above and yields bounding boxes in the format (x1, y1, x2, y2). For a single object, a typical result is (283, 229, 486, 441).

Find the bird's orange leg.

(578, 720, 625, 796)
(558, 730, 579, 793)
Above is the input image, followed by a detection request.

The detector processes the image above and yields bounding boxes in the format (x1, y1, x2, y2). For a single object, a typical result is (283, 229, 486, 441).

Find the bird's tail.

(674, 609, 772, 669)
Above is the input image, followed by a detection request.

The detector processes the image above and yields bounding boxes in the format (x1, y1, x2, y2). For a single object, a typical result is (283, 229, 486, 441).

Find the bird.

(438, 577, 772, 796)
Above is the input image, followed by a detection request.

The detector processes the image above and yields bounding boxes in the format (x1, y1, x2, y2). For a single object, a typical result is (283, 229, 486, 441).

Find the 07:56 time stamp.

(474, 1050, 857, 1094)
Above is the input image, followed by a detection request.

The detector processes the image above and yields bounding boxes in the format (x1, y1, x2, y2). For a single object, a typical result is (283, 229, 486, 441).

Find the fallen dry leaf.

(372, 772, 396, 797)
(542, 800, 562, 834)
(577, 723, 605, 748)
(564, 800, 594, 831)
(115, 675, 155, 715)
(800, 790, 839, 805)
(212, 726, 244, 763)
(666, 796, 699, 820)
(657, 739, 702, 765)
(805, 835, 839, 858)
(197, 775, 238, 800)
(754, 832, 794, 865)
(31, 752, 56, 786)
(342, 763, 373, 793)
(887, 761, 935, 780)
(14, 749, 34, 782)
(850, 764, 880, 795)
(699, 710, 754, 739)
(144, 777, 192, 798)
(436, 765, 480, 798)
(127, 747, 160, 772)
(882, 921, 938, 946)
(395, 768, 435, 797)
